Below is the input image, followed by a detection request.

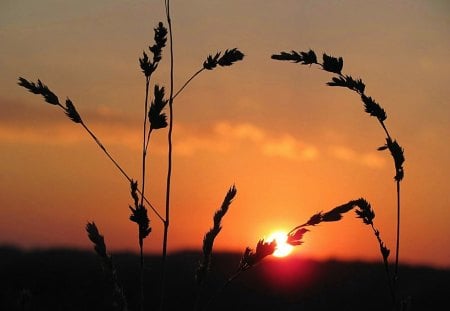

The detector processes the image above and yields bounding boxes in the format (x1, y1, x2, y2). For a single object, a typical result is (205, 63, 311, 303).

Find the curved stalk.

(173, 68, 204, 100)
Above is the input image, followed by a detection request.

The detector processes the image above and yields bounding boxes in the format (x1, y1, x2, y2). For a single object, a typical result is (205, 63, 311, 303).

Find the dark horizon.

(2, 243, 448, 271)
(1, 245, 448, 310)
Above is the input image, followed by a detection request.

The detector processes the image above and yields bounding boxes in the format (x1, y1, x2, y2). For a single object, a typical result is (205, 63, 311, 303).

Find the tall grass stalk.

(17, 78, 164, 223)
(139, 77, 150, 309)
(158, 1, 244, 307)
(128, 180, 151, 311)
(194, 185, 237, 311)
(286, 199, 395, 303)
(205, 239, 277, 310)
(86, 222, 128, 311)
(158, 1, 174, 309)
(138, 18, 168, 311)
(272, 49, 405, 309)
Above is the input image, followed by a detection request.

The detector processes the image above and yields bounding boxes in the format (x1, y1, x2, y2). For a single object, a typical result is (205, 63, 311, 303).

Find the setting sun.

(268, 231, 294, 257)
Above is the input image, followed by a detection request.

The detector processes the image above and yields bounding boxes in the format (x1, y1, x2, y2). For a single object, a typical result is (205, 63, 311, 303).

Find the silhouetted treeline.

(0, 246, 447, 310)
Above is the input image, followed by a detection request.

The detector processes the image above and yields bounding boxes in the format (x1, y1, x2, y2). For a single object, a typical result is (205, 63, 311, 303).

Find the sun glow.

(268, 231, 293, 257)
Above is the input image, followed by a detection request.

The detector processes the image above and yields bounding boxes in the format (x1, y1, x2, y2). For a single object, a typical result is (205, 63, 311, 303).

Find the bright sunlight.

(268, 231, 293, 257)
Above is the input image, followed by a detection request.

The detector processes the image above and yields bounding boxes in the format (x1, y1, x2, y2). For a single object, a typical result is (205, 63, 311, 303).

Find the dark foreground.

(0, 246, 448, 311)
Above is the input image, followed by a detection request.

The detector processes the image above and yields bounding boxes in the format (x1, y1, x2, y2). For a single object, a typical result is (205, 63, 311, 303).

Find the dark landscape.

(0, 246, 448, 310)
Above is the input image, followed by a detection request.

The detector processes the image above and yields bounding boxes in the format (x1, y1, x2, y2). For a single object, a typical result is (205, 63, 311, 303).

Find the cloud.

(0, 122, 84, 145)
(6, 103, 387, 167)
(217, 122, 318, 161)
(329, 145, 385, 168)
(173, 132, 230, 156)
(1, 110, 320, 161)
(0, 100, 141, 148)
(262, 134, 318, 161)
(173, 121, 319, 161)
(214, 121, 265, 142)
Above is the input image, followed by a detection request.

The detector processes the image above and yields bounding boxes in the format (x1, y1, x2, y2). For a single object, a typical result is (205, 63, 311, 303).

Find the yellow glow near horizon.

(268, 231, 294, 258)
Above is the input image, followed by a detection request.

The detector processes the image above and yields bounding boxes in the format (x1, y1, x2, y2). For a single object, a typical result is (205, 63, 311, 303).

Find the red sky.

(1, 0, 449, 269)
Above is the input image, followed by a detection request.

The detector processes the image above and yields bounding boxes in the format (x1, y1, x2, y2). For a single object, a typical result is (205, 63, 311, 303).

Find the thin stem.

(316, 64, 403, 303)
(138, 74, 150, 311)
(81, 122, 131, 183)
(139, 240, 144, 311)
(141, 77, 150, 208)
(173, 68, 204, 100)
(145, 70, 205, 160)
(79, 121, 164, 222)
(394, 180, 401, 281)
(379, 120, 392, 141)
(370, 223, 396, 305)
(287, 223, 307, 236)
(145, 127, 153, 153)
(160, 0, 174, 309)
(147, 66, 205, 157)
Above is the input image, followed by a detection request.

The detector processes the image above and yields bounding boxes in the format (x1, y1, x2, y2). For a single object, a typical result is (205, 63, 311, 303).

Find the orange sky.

(1, 0, 449, 269)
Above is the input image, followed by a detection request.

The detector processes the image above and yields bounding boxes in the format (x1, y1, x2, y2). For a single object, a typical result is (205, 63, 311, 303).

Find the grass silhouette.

(86, 222, 128, 310)
(272, 49, 406, 310)
(16, 1, 411, 311)
(18, 1, 244, 309)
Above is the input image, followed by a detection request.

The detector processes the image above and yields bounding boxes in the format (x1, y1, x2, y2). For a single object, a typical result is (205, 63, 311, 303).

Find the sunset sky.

(1, 0, 449, 269)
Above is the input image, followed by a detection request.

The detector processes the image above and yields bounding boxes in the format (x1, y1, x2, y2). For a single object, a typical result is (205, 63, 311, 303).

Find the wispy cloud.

(214, 122, 265, 142)
(262, 134, 318, 161)
(0, 100, 141, 147)
(0, 102, 384, 168)
(329, 145, 385, 168)
(0, 122, 84, 145)
(174, 121, 319, 161)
